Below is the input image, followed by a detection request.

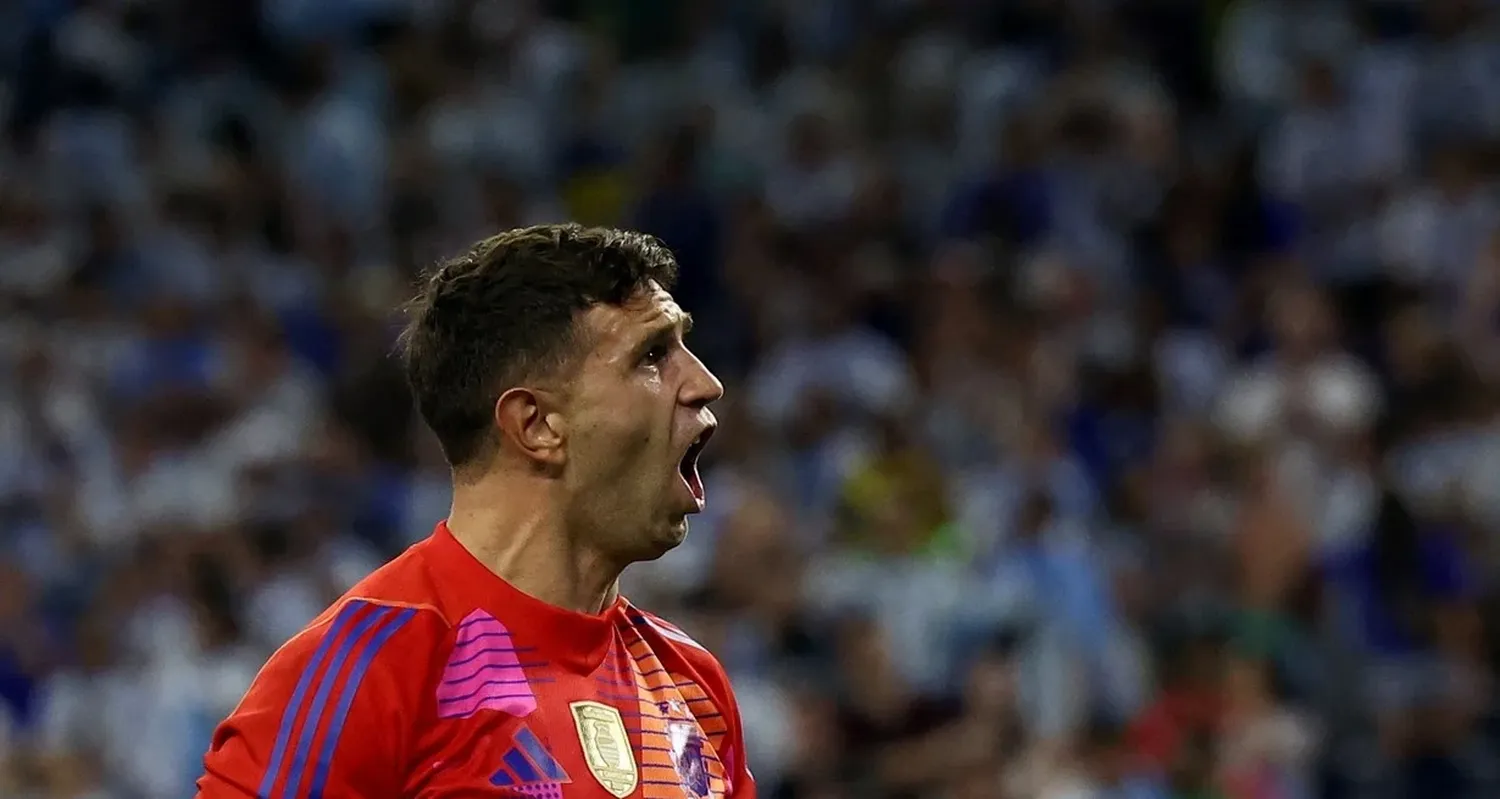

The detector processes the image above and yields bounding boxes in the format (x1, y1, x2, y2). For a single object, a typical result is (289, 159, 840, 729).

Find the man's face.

(561, 282, 723, 560)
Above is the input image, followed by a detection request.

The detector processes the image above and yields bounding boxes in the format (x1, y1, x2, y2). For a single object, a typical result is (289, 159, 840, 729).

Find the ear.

(494, 387, 567, 466)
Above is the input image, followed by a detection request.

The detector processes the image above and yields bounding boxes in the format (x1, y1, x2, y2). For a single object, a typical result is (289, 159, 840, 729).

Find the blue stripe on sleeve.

(305, 607, 417, 799)
(256, 602, 364, 799)
(280, 604, 393, 798)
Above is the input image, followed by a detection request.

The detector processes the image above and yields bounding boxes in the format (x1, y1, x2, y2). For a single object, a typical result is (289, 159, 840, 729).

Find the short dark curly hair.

(398, 224, 679, 469)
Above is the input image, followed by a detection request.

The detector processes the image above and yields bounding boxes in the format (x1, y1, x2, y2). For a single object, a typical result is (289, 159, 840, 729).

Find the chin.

(635, 518, 690, 562)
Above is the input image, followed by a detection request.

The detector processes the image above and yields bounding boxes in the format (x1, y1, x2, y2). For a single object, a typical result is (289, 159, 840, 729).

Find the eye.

(642, 343, 670, 366)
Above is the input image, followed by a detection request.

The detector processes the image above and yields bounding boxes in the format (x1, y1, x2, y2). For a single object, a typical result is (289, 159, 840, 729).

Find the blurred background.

(1, 0, 1499, 797)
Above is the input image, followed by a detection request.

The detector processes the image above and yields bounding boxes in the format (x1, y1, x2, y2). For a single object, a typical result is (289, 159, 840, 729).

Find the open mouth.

(677, 425, 715, 508)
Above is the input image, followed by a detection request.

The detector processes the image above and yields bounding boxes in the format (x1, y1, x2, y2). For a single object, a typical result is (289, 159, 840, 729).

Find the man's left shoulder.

(623, 607, 728, 679)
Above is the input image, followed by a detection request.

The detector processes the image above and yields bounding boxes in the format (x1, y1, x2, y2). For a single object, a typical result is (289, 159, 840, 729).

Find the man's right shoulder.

(245, 596, 454, 711)
(199, 543, 470, 798)
(245, 542, 460, 711)
(201, 599, 455, 798)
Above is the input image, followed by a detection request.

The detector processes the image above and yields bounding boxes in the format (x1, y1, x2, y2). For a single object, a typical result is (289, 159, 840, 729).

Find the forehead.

(577, 281, 685, 349)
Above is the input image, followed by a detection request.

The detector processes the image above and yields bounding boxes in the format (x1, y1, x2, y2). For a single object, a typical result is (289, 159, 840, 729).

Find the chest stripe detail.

(438, 610, 539, 719)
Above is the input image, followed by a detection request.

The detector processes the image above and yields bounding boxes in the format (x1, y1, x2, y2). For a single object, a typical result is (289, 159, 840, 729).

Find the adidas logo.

(490, 726, 570, 790)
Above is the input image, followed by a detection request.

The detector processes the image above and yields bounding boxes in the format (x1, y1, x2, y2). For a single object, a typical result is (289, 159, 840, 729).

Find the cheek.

(574, 396, 657, 467)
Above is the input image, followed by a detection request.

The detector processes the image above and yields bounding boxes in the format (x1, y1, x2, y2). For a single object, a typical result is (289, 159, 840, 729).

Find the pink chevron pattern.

(436, 610, 537, 719)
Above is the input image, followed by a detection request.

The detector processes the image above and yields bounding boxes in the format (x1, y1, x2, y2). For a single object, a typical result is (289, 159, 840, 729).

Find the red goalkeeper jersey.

(197, 522, 756, 799)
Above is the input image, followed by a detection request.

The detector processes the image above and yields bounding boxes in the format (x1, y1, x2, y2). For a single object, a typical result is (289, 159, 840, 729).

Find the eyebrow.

(635, 311, 693, 352)
(656, 309, 694, 336)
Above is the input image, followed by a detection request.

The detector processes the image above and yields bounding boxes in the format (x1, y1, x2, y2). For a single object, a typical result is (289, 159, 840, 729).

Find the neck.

(447, 472, 622, 615)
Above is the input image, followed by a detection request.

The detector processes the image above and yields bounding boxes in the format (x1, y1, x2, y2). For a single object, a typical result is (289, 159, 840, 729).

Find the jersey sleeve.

(196, 599, 449, 799)
(719, 676, 758, 799)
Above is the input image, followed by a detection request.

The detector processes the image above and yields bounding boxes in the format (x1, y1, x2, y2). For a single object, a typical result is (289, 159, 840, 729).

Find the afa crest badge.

(570, 701, 638, 798)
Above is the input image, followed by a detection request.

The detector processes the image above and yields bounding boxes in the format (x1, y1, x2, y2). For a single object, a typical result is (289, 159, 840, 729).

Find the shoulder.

(272, 595, 452, 674)
(624, 607, 731, 692)
(236, 597, 453, 722)
(626, 608, 715, 659)
(201, 599, 455, 797)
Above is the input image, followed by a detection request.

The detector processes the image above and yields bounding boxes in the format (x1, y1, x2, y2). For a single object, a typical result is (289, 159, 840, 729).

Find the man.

(197, 225, 753, 798)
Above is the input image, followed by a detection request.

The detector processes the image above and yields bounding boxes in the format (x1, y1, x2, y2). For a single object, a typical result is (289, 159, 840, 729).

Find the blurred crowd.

(2, 0, 1500, 797)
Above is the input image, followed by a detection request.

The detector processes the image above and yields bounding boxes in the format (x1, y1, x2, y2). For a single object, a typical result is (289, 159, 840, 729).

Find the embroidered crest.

(570, 701, 638, 798)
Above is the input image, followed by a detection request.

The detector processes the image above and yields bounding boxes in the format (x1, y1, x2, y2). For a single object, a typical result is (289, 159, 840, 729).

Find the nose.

(679, 348, 724, 409)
